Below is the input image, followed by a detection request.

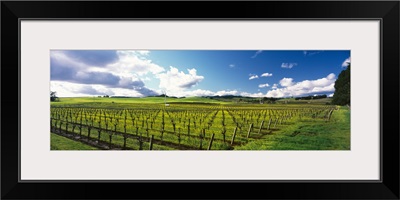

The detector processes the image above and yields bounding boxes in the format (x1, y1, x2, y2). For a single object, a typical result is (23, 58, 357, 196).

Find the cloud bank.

(50, 50, 162, 97)
(265, 73, 336, 97)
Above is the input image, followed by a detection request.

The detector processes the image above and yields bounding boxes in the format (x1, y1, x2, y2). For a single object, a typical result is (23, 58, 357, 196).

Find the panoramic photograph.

(50, 50, 350, 150)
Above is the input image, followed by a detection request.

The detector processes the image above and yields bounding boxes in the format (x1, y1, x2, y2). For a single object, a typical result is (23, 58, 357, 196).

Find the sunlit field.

(50, 97, 350, 150)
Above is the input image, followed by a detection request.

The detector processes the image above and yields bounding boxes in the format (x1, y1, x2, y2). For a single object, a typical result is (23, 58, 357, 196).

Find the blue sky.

(50, 50, 350, 98)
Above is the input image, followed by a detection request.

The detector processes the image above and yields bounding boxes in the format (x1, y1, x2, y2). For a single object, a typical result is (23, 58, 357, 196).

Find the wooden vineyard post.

(187, 119, 190, 138)
(109, 132, 113, 149)
(231, 127, 238, 145)
(222, 128, 226, 143)
(59, 121, 63, 134)
(149, 135, 154, 150)
(274, 118, 278, 128)
(79, 117, 83, 136)
(258, 120, 264, 134)
(267, 118, 272, 130)
(138, 133, 144, 150)
(207, 133, 215, 150)
(65, 120, 69, 133)
(199, 130, 204, 150)
(88, 117, 94, 142)
(87, 126, 92, 142)
(97, 128, 101, 143)
(246, 123, 253, 138)
(72, 121, 76, 134)
(123, 125, 127, 149)
(54, 120, 58, 133)
(160, 129, 164, 144)
(178, 128, 181, 147)
(97, 120, 102, 143)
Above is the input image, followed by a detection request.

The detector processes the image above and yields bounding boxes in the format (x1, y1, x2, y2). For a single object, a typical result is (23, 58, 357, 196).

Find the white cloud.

(251, 50, 263, 58)
(215, 90, 238, 96)
(266, 90, 292, 98)
(249, 74, 259, 80)
(258, 83, 270, 88)
(108, 51, 165, 76)
(266, 73, 336, 97)
(279, 78, 294, 87)
(342, 57, 351, 67)
(261, 73, 273, 77)
(327, 73, 335, 80)
(50, 81, 156, 97)
(183, 89, 215, 97)
(281, 63, 297, 69)
(229, 64, 235, 68)
(51, 81, 86, 97)
(272, 84, 278, 89)
(137, 50, 150, 56)
(328, 93, 334, 97)
(77, 85, 116, 96)
(240, 92, 265, 97)
(157, 66, 204, 92)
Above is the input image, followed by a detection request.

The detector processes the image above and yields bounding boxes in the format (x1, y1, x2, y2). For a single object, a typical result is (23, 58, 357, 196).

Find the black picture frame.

(1, 1, 399, 199)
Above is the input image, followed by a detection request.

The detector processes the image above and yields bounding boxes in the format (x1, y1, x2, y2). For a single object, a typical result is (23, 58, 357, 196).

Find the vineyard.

(50, 99, 348, 150)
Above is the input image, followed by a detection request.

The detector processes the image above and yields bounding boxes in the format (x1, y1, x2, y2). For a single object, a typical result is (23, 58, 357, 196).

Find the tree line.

(332, 63, 350, 106)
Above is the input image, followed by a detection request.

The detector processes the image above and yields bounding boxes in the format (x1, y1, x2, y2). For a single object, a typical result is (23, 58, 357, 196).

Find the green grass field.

(50, 97, 350, 150)
(51, 133, 99, 150)
(235, 108, 350, 150)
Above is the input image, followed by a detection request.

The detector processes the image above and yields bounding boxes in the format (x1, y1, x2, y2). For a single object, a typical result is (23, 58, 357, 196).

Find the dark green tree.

(50, 91, 59, 102)
(332, 63, 350, 105)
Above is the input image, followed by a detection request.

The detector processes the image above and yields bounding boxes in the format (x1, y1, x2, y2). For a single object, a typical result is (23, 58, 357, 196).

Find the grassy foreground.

(51, 133, 98, 150)
(236, 107, 350, 150)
